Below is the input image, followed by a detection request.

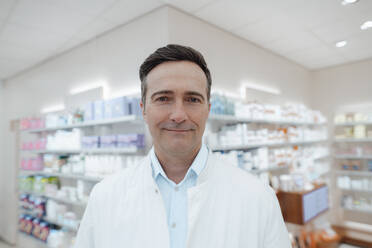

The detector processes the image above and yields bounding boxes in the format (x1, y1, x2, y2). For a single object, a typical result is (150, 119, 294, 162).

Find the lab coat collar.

(142, 147, 215, 190)
(149, 144, 208, 182)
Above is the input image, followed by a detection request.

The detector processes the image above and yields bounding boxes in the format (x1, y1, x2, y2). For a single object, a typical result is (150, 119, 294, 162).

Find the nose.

(169, 101, 188, 123)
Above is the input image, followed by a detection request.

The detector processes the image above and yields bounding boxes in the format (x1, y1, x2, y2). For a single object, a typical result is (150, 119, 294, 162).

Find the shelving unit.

(208, 114, 326, 126)
(335, 170, 372, 177)
(343, 208, 372, 215)
(334, 155, 372, 160)
(339, 188, 372, 194)
(335, 121, 372, 126)
(18, 232, 48, 248)
(19, 170, 102, 182)
(19, 208, 79, 232)
(17, 113, 150, 248)
(19, 191, 87, 207)
(211, 139, 328, 151)
(21, 147, 143, 155)
(332, 113, 372, 238)
(23, 115, 142, 133)
(334, 138, 372, 143)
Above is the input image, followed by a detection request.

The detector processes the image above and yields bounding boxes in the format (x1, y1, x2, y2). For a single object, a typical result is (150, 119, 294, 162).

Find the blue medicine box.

(84, 102, 94, 121)
(112, 96, 129, 118)
(94, 100, 104, 120)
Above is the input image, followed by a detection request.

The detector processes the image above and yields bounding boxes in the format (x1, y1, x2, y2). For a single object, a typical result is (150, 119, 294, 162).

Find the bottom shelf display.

(19, 214, 76, 248)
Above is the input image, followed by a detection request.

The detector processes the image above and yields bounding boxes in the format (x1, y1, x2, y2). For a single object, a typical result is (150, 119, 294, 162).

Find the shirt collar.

(150, 143, 208, 181)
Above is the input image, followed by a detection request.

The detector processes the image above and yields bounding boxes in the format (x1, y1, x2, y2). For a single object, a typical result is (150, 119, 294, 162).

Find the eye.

(186, 97, 202, 103)
(156, 96, 169, 102)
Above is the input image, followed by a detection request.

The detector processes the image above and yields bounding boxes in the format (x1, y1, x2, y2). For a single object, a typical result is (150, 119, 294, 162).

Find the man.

(74, 44, 291, 248)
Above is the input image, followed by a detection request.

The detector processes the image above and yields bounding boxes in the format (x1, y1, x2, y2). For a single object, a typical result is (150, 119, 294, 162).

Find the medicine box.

(94, 100, 104, 120)
(112, 96, 130, 118)
(84, 102, 94, 121)
(104, 99, 115, 119)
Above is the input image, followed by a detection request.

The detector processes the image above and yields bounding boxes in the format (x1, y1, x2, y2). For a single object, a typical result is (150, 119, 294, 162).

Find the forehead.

(146, 61, 208, 95)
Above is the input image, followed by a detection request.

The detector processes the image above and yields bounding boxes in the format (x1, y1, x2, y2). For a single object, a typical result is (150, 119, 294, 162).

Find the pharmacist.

(75, 44, 291, 248)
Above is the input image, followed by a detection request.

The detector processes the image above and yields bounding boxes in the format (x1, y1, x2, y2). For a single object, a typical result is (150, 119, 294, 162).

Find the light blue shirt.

(150, 144, 208, 248)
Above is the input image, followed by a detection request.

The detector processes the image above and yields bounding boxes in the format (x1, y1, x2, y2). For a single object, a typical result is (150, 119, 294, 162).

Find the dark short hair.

(139, 44, 212, 106)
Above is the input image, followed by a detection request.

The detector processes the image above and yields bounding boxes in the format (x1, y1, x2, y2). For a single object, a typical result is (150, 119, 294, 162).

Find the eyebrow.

(150, 90, 205, 101)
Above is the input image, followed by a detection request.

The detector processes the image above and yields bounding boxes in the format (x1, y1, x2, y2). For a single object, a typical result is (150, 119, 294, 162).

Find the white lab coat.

(74, 152, 291, 248)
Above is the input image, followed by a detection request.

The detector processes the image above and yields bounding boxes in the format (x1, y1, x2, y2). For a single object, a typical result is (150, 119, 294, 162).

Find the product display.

(81, 133, 145, 150)
(338, 176, 372, 191)
(210, 94, 327, 124)
(40, 153, 145, 178)
(341, 195, 372, 213)
(333, 111, 372, 235)
(207, 124, 327, 148)
(334, 112, 372, 123)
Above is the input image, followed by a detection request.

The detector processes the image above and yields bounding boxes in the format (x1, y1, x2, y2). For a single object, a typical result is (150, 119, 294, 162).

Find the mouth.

(164, 129, 192, 133)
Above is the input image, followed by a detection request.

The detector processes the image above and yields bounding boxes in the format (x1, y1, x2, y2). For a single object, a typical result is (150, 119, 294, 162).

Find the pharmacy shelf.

(211, 139, 328, 151)
(22, 147, 143, 155)
(208, 114, 326, 126)
(19, 170, 103, 182)
(18, 232, 48, 248)
(23, 115, 142, 133)
(334, 138, 372, 143)
(19, 208, 79, 232)
(339, 188, 372, 194)
(248, 164, 290, 174)
(334, 155, 372, 160)
(335, 170, 372, 177)
(335, 121, 372, 126)
(23, 114, 326, 133)
(343, 207, 372, 215)
(19, 190, 87, 207)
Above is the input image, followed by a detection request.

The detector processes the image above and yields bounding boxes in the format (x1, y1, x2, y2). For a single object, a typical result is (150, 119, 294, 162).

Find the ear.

(140, 100, 146, 122)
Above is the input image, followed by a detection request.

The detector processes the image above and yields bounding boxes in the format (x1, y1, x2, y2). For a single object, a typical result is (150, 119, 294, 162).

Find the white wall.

(0, 7, 169, 243)
(311, 59, 372, 118)
(167, 8, 312, 105)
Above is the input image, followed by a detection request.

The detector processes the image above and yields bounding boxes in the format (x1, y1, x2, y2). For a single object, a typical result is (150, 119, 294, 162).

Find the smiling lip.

(164, 129, 191, 132)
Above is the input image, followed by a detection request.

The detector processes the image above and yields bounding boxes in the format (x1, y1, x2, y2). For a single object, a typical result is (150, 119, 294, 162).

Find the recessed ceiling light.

(361, 21, 372, 30)
(335, 40, 347, 48)
(341, 0, 359, 5)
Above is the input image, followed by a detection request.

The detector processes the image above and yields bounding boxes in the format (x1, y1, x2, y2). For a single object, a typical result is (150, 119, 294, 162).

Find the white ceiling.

(0, 0, 372, 79)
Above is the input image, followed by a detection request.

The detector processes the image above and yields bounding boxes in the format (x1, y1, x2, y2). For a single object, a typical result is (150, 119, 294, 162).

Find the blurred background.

(1, 0, 372, 247)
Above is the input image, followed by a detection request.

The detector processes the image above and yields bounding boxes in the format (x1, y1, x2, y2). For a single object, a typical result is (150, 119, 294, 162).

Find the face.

(141, 61, 211, 156)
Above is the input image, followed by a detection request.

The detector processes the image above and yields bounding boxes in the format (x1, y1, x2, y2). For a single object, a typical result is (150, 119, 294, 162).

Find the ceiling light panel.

(361, 21, 372, 30)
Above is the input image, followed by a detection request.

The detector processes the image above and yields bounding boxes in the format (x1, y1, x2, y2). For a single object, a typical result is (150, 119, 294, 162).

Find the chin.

(163, 142, 194, 154)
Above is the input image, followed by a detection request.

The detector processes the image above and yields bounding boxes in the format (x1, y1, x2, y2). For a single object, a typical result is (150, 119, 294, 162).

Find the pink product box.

(82, 136, 100, 149)
(34, 139, 46, 150)
(30, 118, 44, 130)
(20, 118, 31, 130)
(100, 135, 117, 148)
(20, 118, 45, 130)
(21, 157, 43, 171)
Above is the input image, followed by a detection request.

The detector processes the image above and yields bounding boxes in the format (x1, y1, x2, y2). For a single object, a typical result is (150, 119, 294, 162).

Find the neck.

(154, 144, 202, 184)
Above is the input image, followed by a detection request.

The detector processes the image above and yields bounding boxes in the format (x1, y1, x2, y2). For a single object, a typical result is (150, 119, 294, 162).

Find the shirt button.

(171, 222, 176, 228)
(155, 189, 159, 194)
